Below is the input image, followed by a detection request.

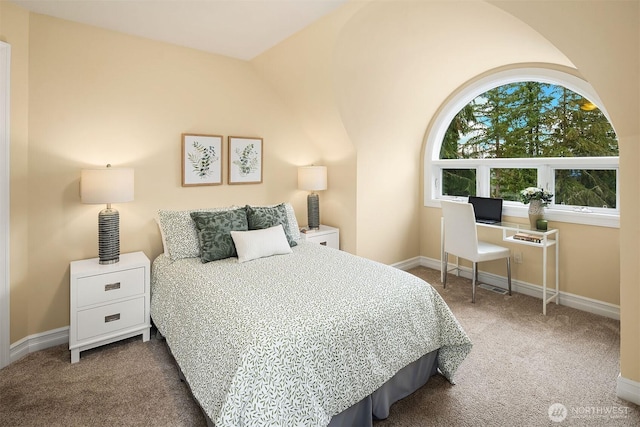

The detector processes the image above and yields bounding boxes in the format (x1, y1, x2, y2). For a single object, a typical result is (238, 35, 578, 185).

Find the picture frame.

(182, 133, 223, 186)
(228, 136, 263, 184)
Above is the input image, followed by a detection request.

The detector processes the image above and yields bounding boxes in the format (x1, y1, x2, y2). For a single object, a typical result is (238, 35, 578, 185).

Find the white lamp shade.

(298, 166, 327, 191)
(81, 167, 134, 204)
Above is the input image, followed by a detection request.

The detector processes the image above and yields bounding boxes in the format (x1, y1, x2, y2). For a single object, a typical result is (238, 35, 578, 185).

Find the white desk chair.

(440, 200, 512, 303)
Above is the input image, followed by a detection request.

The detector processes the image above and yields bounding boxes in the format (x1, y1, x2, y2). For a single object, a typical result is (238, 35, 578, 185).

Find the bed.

(151, 204, 472, 427)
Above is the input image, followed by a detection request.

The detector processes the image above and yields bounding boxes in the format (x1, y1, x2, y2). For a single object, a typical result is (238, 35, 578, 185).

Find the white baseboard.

(395, 255, 620, 320)
(617, 374, 640, 405)
(390, 256, 422, 271)
(10, 326, 69, 363)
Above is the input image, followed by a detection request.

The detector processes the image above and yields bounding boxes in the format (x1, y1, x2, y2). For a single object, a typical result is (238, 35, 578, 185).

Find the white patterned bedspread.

(151, 241, 472, 427)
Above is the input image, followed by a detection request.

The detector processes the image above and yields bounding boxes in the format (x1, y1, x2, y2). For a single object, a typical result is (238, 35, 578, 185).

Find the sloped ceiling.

(11, 0, 347, 60)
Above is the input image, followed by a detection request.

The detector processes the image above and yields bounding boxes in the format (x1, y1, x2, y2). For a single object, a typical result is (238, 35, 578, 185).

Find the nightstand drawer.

(305, 232, 339, 248)
(300, 225, 340, 250)
(76, 297, 145, 341)
(76, 267, 145, 307)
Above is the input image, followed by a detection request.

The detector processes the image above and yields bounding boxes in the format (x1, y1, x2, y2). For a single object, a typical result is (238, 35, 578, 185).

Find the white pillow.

(230, 225, 293, 263)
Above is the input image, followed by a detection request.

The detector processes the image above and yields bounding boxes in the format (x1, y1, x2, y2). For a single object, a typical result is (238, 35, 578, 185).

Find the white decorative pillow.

(230, 225, 293, 263)
(158, 206, 240, 260)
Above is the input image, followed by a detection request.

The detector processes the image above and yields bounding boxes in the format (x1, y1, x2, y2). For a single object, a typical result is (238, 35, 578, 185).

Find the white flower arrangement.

(520, 187, 554, 206)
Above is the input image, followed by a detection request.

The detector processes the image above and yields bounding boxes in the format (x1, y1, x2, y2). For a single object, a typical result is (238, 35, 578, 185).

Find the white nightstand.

(300, 225, 340, 250)
(69, 251, 150, 363)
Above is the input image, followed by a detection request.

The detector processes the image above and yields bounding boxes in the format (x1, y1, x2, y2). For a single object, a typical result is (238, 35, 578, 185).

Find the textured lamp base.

(307, 193, 320, 230)
(98, 207, 120, 264)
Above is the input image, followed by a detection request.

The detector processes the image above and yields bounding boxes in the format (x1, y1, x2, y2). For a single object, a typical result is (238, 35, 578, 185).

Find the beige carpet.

(0, 266, 638, 426)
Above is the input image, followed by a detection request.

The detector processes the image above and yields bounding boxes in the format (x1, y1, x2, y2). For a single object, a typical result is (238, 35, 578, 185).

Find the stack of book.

(513, 232, 542, 243)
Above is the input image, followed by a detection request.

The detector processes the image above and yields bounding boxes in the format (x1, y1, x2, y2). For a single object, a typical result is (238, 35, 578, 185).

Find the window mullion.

(539, 165, 551, 192)
(434, 166, 441, 197)
(477, 165, 490, 197)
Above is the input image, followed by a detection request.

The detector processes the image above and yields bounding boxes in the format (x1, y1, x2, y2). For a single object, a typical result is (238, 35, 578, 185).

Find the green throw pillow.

(245, 204, 297, 247)
(190, 208, 248, 262)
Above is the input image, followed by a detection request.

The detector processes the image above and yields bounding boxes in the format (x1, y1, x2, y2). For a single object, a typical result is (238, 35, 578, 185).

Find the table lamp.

(81, 164, 134, 264)
(298, 166, 327, 230)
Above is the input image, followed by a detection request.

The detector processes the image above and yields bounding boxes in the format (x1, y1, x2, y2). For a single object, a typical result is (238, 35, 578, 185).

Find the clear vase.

(528, 199, 544, 229)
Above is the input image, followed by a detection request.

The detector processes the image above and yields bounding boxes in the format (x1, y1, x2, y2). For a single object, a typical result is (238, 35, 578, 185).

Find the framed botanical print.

(228, 136, 263, 184)
(182, 133, 223, 186)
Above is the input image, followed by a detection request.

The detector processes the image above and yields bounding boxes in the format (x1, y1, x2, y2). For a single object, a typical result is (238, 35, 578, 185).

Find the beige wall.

(2, 0, 638, 385)
(256, 0, 574, 264)
(1, 1, 30, 343)
(251, 1, 365, 254)
(4, 9, 321, 340)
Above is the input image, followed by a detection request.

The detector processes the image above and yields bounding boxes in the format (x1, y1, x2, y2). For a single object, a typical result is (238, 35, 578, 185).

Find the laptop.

(468, 196, 503, 224)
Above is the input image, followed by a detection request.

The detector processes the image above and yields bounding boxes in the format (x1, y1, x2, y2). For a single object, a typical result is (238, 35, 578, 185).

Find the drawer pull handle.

(320, 241, 327, 246)
(105, 313, 120, 323)
(105, 282, 121, 292)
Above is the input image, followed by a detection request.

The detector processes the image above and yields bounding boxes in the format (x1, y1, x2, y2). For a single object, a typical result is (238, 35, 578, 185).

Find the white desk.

(440, 220, 559, 315)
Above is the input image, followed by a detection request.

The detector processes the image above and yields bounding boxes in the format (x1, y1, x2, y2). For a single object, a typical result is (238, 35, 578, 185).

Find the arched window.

(424, 67, 619, 228)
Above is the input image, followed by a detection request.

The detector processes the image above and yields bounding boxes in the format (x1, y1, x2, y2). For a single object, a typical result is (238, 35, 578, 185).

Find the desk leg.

(555, 232, 560, 305)
(543, 242, 548, 315)
(440, 218, 445, 283)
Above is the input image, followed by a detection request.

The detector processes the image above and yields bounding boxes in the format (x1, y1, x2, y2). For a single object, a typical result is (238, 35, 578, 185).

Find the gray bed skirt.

(328, 349, 439, 427)
(173, 345, 440, 427)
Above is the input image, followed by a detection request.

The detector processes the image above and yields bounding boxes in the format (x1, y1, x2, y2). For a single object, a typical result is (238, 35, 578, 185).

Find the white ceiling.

(11, 0, 347, 60)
